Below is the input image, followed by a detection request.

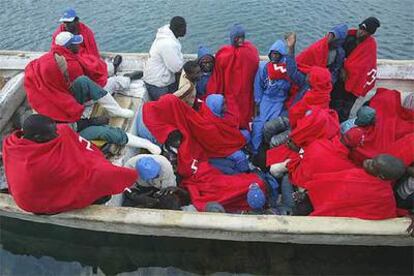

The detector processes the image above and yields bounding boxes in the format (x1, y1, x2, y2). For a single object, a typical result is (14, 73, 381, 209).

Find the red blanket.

(266, 107, 339, 167)
(288, 66, 333, 128)
(344, 29, 377, 97)
(143, 95, 246, 177)
(2, 125, 137, 214)
(306, 168, 397, 220)
(52, 22, 100, 58)
(291, 137, 355, 188)
(206, 41, 259, 128)
(24, 51, 85, 122)
(51, 44, 107, 87)
(181, 162, 267, 212)
(296, 37, 329, 68)
(351, 88, 414, 165)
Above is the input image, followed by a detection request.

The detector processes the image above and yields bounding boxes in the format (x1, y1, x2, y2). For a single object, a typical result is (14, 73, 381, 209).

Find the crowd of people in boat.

(2, 8, 414, 220)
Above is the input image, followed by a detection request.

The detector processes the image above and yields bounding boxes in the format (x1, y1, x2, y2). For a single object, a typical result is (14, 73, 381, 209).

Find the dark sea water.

(1, 217, 412, 276)
(1, 1, 414, 275)
(0, 0, 413, 59)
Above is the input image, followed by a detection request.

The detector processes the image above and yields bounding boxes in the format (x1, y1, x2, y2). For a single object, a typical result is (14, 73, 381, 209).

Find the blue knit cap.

(135, 157, 161, 181)
(206, 94, 224, 117)
(330, 23, 348, 42)
(230, 24, 245, 46)
(247, 183, 266, 210)
(197, 45, 213, 59)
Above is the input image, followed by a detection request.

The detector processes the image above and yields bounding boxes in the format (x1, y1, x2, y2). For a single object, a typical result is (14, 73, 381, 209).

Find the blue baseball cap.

(55, 32, 83, 47)
(59, 8, 78, 23)
(135, 157, 161, 181)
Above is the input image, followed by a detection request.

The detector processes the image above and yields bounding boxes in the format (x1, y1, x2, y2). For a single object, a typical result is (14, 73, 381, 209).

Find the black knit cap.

(359, 17, 380, 34)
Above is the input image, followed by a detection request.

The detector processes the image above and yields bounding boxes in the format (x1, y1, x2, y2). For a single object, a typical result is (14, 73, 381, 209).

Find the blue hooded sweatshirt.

(328, 23, 348, 84)
(251, 39, 291, 153)
(229, 24, 245, 46)
(196, 45, 214, 97)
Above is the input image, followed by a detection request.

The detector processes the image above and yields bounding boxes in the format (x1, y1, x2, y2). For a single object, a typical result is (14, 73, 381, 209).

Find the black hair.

(23, 114, 57, 142)
(165, 130, 183, 149)
(375, 154, 406, 180)
(170, 16, 186, 29)
(170, 16, 186, 37)
(183, 60, 199, 75)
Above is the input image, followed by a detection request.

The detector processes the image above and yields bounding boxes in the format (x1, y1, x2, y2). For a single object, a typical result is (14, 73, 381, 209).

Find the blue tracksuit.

(251, 40, 291, 153)
(196, 46, 214, 98)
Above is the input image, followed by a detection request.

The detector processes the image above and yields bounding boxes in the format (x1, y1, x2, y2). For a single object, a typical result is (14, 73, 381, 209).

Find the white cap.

(55, 32, 83, 47)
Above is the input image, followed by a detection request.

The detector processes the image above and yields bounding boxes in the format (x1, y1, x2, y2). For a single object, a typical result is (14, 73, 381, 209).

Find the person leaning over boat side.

(143, 16, 186, 101)
(206, 24, 260, 129)
(296, 23, 348, 85)
(173, 60, 202, 108)
(24, 32, 161, 154)
(250, 39, 291, 155)
(196, 45, 215, 99)
(2, 114, 138, 214)
(330, 17, 380, 122)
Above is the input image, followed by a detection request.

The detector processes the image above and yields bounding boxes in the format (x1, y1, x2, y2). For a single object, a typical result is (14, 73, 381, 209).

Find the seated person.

(143, 16, 186, 100)
(173, 60, 202, 107)
(305, 154, 406, 219)
(125, 155, 176, 190)
(196, 46, 215, 99)
(52, 8, 100, 58)
(25, 32, 160, 154)
(2, 115, 137, 214)
(251, 39, 291, 154)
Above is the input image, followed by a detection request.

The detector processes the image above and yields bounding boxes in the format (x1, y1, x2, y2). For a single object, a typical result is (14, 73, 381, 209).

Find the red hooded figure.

(206, 24, 259, 129)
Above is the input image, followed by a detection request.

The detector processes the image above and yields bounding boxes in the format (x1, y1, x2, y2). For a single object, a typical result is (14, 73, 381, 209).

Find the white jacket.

(143, 24, 184, 87)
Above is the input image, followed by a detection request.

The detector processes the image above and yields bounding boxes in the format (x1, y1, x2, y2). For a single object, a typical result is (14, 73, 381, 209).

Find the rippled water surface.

(0, 0, 413, 59)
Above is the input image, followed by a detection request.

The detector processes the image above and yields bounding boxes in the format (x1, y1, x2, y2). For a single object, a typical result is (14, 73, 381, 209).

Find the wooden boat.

(0, 50, 413, 247)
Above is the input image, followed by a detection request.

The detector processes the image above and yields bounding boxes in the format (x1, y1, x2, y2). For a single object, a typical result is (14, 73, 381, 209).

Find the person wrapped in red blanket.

(296, 24, 348, 85)
(330, 17, 380, 122)
(2, 115, 137, 214)
(52, 8, 100, 58)
(206, 24, 259, 129)
(140, 94, 246, 178)
(25, 32, 133, 122)
(350, 88, 414, 166)
(305, 154, 406, 220)
(267, 107, 340, 176)
(181, 162, 267, 212)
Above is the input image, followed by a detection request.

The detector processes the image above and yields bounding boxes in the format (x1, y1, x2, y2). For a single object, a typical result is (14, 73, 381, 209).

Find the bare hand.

(285, 32, 297, 48)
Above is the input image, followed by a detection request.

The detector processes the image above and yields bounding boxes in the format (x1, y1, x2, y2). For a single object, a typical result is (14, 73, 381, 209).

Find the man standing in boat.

(206, 24, 260, 129)
(143, 16, 186, 101)
(330, 17, 380, 122)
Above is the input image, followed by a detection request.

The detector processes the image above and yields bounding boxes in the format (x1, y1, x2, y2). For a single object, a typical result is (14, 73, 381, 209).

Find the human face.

(64, 21, 79, 34)
(356, 28, 370, 40)
(363, 158, 381, 177)
(68, 43, 80, 54)
(176, 25, 187, 38)
(234, 36, 245, 47)
(187, 65, 202, 82)
(269, 51, 282, 63)
(199, 56, 214, 73)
